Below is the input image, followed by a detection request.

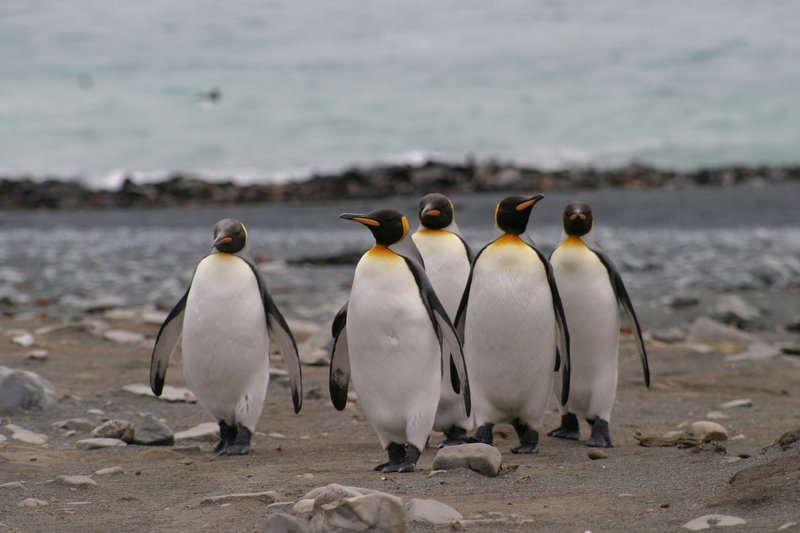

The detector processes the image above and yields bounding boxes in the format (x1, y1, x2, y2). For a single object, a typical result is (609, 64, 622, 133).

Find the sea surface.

(1, 1, 799, 187)
(1, 183, 798, 328)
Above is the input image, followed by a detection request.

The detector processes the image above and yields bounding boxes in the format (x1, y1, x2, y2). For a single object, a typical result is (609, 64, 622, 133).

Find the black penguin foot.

(586, 419, 613, 448)
(439, 426, 468, 448)
(220, 424, 252, 455)
(214, 420, 237, 453)
(511, 422, 540, 454)
(374, 442, 406, 471)
(468, 423, 495, 445)
(547, 413, 580, 440)
(382, 444, 420, 473)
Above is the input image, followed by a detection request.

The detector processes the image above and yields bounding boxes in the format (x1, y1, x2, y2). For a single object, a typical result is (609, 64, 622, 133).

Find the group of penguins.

(149, 193, 650, 472)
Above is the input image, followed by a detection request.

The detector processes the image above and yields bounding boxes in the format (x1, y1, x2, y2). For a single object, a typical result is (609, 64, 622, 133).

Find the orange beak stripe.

(516, 199, 536, 211)
(353, 217, 380, 227)
(427, 209, 441, 217)
(217, 236, 233, 244)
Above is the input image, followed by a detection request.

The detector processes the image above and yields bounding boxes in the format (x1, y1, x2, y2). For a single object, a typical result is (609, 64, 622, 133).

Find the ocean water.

(1, 0, 798, 187)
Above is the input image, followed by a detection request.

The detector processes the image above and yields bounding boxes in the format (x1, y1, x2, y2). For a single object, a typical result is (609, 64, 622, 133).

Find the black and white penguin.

(412, 193, 474, 446)
(150, 218, 302, 455)
(329, 209, 470, 472)
(455, 194, 570, 454)
(547, 202, 650, 447)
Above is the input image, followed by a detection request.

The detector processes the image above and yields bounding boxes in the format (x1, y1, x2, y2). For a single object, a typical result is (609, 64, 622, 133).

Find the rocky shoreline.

(2, 160, 799, 209)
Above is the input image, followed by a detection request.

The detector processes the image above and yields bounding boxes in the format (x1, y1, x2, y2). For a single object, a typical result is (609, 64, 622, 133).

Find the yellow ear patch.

(242, 223, 249, 240)
(354, 217, 380, 227)
(402, 216, 409, 237)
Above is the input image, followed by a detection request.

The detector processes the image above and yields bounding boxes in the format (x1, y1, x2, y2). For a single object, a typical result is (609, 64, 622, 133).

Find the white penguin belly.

(182, 254, 270, 428)
(412, 230, 472, 431)
(551, 241, 619, 420)
(412, 230, 470, 319)
(464, 238, 556, 425)
(347, 249, 440, 448)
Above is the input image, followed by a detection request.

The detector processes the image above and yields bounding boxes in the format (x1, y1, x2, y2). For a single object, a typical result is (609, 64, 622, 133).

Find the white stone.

(432, 443, 503, 476)
(76, 438, 128, 449)
(263, 513, 310, 533)
(690, 421, 728, 442)
(302, 484, 377, 503)
(291, 498, 316, 516)
(18, 498, 48, 508)
(286, 318, 320, 343)
(686, 317, 757, 345)
(8, 427, 48, 445)
(104, 329, 146, 344)
(1, 482, 24, 489)
(317, 492, 405, 533)
(141, 310, 169, 325)
(26, 349, 49, 361)
(719, 398, 752, 409)
(54, 418, 96, 432)
(724, 342, 781, 362)
(200, 491, 279, 506)
(405, 498, 463, 524)
(269, 432, 287, 439)
(712, 295, 761, 325)
(93, 419, 135, 443)
(778, 522, 798, 531)
(87, 408, 106, 416)
(55, 475, 97, 487)
(683, 514, 746, 530)
(95, 466, 124, 475)
(705, 411, 729, 420)
(122, 383, 197, 403)
(11, 333, 35, 347)
(0, 366, 57, 412)
(174, 422, 219, 442)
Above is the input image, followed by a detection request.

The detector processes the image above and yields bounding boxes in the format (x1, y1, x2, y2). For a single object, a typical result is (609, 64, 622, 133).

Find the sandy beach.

(1, 184, 799, 532)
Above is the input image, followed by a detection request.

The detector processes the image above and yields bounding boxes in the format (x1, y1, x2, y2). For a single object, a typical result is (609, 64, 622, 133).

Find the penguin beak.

(340, 213, 380, 227)
(516, 194, 545, 212)
(214, 235, 233, 246)
(423, 208, 441, 217)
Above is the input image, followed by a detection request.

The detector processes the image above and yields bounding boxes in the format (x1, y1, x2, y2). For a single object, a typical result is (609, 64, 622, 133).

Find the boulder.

(262, 513, 310, 533)
(685, 317, 756, 345)
(0, 366, 57, 412)
(431, 443, 502, 477)
(93, 419, 135, 443)
(133, 413, 174, 446)
(712, 295, 761, 327)
(404, 498, 462, 525)
(174, 422, 219, 442)
(314, 492, 405, 533)
(690, 421, 728, 442)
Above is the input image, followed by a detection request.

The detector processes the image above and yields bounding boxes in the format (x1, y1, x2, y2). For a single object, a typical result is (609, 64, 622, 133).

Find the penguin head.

(418, 193, 454, 229)
(563, 202, 593, 237)
(495, 194, 544, 235)
(340, 209, 409, 246)
(212, 218, 247, 253)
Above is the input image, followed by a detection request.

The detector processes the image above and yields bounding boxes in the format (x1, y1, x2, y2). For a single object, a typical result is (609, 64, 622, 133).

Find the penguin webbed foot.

(439, 426, 468, 448)
(511, 422, 540, 454)
(586, 418, 613, 448)
(219, 424, 252, 455)
(547, 413, 580, 440)
(374, 443, 419, 473)
(214, 420, 238, 453)
(467, 423, 494, 445)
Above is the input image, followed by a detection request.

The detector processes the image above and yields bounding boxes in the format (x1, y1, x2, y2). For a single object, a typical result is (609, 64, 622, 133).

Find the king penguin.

(547, 202, 650, 447)
(150, 218, 302, 455)
(412, 193, 474, 446)
(455, 194, 570, 454)
(329, 209, 470, 472)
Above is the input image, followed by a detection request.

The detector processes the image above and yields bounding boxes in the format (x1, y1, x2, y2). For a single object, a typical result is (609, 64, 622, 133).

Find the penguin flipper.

(329, 302, 350, 411)
(528, 240, 571, 406)
(245, 260, 303, 413)
(453, 242, 490, 341)
(150, 286, 190, 396)
(594, 250, 651, 388)
(403, 257, 471, 418)
(264, 291, 304, 413)
(389, 234, 426, 268)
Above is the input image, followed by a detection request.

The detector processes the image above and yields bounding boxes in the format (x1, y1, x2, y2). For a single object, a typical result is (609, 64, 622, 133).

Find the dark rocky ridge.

(1, 160, 799, 209)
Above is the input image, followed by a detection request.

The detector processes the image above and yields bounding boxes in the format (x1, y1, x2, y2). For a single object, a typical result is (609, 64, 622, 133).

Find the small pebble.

(1, 482, 25, 489)
(95, 466, 124, 475)
(55, 475, 97, 487)
(588, 450, 608, 460)
(18, 498, 48, 508)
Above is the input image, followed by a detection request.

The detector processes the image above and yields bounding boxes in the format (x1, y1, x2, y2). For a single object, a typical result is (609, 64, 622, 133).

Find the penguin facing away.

(330, 209, 470, 473)
(150, 219, 302, 455)
(547, 202, 650, 448)
(412, 193, 474, 446)
(455, 194, 570, 454)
